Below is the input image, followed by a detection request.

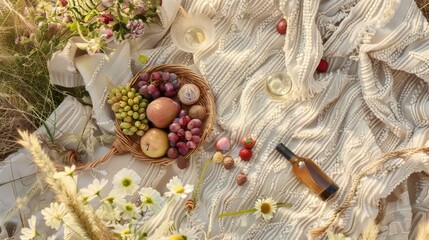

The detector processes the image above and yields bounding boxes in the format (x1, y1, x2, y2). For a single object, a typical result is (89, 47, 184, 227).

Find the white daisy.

(118, 201, 140, 220)
(112, 168, 141, 195)
(47, 235, 56, 240)
(165, 176, 194, 199)
(41, 202, 69, 230)
(163, 227, 199, 240)
(139, 187, 164, 213)
(54, 165, 78, 188)
(102, 189, 126, 206)
(53, 165, 76, 179)
(20, 215, 38, 240)
(152, 220, 175, 239)
(80, 178, 108, 201)
(254, 197, 277, 221)
(112, 224, 133, 239)
(96, 203, 122, 223)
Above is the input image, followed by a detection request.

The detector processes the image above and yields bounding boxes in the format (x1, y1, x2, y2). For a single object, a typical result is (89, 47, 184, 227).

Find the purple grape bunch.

(136, 71, 180, 100)
(166, 109, 203, 159)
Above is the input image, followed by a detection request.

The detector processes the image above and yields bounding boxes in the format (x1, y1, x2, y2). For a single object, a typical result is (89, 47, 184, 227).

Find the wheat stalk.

(359, 222, 379, 240)
(17, 130, 114, 240)
(417, 219, 429, 240)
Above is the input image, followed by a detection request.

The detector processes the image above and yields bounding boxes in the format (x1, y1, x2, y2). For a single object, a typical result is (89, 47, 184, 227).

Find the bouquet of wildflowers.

(17, 130, 202, 240)
(21, 0, 161, 54)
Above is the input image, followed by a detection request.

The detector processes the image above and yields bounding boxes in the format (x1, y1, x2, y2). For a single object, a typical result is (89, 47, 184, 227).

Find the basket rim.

(114, 64, 216, 165)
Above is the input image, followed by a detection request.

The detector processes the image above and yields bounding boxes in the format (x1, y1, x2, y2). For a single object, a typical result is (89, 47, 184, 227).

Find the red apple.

(146, 97, 181, 128)
(140, 128, 169, 158)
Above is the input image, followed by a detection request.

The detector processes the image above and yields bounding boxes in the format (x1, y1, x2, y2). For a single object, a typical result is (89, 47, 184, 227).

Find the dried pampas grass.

(359, 222, 379, 240)
(416, 219, 429, 240)
(17, 130, 114, 240)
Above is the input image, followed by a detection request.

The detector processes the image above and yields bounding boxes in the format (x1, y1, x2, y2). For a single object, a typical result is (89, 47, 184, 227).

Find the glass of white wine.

(170, 7, 215, 53)
(264, 72, 292, 100)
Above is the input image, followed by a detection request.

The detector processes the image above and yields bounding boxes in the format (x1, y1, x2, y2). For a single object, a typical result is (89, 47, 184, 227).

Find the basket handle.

(67, 128, 130, 171)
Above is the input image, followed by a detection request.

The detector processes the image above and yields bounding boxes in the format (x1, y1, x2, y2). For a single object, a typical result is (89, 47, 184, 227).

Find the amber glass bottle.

(276, 143, 339, 201)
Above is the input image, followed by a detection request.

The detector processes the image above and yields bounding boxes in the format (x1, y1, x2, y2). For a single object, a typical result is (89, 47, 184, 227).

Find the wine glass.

(264, 72, 292, 100)
(170, 7, 215, 53)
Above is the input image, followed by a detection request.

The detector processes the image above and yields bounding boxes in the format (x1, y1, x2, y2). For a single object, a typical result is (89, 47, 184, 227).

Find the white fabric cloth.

(2, 0, 429, 239)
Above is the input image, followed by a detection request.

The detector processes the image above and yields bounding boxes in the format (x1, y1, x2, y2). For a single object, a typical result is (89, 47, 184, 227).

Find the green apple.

(140, 128, 169, 158)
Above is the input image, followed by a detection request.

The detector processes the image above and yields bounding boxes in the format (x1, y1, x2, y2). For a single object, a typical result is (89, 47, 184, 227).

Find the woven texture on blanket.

(5, 0, 428, 239)
(132, 0, 429, 239)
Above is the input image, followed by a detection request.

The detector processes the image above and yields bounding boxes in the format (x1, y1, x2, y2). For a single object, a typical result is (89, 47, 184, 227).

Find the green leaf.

(84, 9, 100, 23)
(67, 21, 78, 31)
(138, 54, 149, 64)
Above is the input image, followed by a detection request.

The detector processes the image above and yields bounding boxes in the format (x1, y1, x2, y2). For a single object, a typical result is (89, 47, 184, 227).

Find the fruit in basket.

(136, 71, 180, 99)
(167, 110, 204, 159)
(140, 128, 169, 158)
(107, 85, 149, 136)
(189, 105, 207, 120)
(178, 83, 201, 105)
(146, 97, 181, 128)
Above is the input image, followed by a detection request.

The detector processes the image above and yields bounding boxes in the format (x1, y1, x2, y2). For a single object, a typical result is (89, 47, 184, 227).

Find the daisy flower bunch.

(18, 130, 200, 239)
(216, 197, 292, 222)
(19, 0, 161, 55)
(20, 165, 195, 239)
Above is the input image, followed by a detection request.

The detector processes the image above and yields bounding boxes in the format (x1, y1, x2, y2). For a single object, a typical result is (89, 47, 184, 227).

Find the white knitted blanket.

(1, 0, 429, 239)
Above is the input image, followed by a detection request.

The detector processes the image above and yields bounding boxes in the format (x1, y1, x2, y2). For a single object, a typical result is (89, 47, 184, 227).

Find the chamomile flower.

(96, 203, 122, 223)
(254, 197, 277, 221)
(53, 165, 77, 187)
(53, 165, 76, 179)
(112, 224, 133, 239)
(41, 202, 69, 230)
(20, 215, 38, 240)
(163, 227, 199, 240)
(139, 187, 164, 213)
(112, 168, 141, 195)
(118, 201, 140, 220)
(80, 178, 108, 201)
(165, 176, 194, 199)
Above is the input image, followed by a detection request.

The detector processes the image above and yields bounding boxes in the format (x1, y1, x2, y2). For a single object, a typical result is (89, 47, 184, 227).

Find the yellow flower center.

(122, 178, 132, 187)
(169, 234, 186, 240)
(125, 204, 133, 212)
(173, 185, 185, 194)
(144, 197, 153, 204)
(261, 202, 272, 214)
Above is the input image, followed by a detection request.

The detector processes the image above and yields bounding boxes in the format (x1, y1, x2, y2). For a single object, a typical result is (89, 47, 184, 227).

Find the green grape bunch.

(107, 86, 149, 136)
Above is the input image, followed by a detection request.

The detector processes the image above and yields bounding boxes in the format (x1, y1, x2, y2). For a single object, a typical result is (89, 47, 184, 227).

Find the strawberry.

(239, 148, 253, 161)
(241, 136, 256, 149)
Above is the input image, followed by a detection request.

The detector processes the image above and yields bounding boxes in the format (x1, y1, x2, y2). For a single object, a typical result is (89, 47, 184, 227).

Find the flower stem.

(216, 208, 257, 219)
(276, 203, 293, 208)
(192, 157, 212, 202)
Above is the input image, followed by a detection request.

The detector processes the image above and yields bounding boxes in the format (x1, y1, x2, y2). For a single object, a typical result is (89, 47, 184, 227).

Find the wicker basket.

(72, 64, 216, 170)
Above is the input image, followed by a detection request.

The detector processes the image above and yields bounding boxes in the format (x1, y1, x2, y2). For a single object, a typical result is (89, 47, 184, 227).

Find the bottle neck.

(276, 143, 298, 163)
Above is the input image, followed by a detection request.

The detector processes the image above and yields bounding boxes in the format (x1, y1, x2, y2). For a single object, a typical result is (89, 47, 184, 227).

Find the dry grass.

(0, 0, 65, 161)
(417, 0, 429, 21)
